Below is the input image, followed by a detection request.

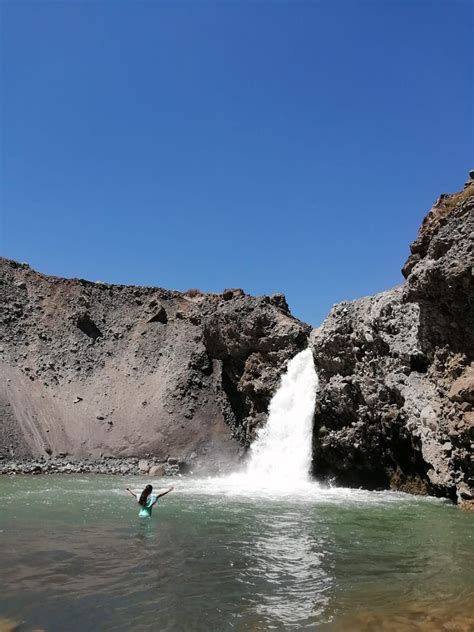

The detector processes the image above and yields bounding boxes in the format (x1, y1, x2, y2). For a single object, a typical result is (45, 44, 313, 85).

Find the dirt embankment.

(0, 262, 309, 473)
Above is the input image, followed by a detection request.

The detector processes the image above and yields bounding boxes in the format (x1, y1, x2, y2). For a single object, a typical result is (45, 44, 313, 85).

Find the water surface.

(1, 475, 473, 631)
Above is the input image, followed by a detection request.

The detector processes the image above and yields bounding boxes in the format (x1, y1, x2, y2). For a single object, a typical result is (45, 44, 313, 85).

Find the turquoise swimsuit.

(138, 495, 157, 518)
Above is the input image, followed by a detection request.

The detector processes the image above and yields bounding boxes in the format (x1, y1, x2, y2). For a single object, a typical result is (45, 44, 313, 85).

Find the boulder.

(138, 459, 150, 474)
(448, 366, 474, 403)
(149, 464, 165, 477)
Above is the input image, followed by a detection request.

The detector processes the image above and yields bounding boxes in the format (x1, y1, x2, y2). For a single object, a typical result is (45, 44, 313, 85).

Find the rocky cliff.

(1, 175, 472, 502)
(0, 263, 309, 472)
(311, 175, 473, 504)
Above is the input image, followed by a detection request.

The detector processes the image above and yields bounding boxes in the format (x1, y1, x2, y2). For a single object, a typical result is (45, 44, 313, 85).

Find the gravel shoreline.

(0, 456, 185, 476)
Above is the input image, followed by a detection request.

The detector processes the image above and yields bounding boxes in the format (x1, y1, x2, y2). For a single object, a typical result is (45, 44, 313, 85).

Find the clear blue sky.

(1, 1, 472, 325)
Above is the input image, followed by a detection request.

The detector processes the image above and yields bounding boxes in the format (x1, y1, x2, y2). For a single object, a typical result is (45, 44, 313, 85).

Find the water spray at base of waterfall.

(245, 347, 318, 485)
(218, 347, 319, 494)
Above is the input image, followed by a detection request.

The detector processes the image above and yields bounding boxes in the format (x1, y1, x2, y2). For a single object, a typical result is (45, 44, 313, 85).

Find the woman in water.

(126, 484, 174, 518)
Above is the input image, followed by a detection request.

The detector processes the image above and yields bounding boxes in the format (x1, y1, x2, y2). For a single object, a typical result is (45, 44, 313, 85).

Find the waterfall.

(244, 347, 318, 486)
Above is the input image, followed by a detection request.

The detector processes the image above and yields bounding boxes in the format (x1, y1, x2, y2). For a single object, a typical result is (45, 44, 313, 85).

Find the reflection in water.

(242, 512, 333, 627)
(135, 516, 155, 543)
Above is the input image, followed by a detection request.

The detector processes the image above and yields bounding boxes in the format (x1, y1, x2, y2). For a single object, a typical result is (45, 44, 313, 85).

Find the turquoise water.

(0, 475, 473, 631)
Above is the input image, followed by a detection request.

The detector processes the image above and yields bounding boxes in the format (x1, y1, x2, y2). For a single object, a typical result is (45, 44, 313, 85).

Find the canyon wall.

(0, 262, 308, 472)
(311, 177, 473, 503)
(1, 175, 472, 501)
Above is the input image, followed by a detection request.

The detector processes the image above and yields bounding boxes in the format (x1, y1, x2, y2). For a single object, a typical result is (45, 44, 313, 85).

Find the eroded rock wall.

(311, 178, 473, 502)
(0, 261, 309, 472)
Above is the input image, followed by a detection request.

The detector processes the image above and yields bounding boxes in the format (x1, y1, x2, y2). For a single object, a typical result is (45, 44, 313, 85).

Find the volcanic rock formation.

(0, 265, 309, 472)
(310, 176, 473, 503)
(1, 174, 472, 502)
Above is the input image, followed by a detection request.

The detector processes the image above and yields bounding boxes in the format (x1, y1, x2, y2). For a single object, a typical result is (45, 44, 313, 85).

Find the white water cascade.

(244, 347, 318, 487)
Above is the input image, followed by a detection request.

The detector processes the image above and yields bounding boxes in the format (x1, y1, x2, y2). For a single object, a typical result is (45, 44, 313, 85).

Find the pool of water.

(1, 475, 473, 631)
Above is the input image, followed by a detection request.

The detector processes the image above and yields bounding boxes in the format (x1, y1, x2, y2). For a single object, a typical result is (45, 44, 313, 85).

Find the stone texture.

(149, 464, 166, 477)
(0, 260, 308, 473)
(310, 179, 474, 501)
(138, 459, 150, 473)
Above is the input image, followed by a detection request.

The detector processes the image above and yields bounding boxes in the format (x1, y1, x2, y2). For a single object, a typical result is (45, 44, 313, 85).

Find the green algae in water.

(0, 475, 473, 631)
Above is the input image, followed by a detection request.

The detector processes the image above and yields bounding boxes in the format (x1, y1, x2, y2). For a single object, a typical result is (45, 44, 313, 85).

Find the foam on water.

(175, 473, 448, 507)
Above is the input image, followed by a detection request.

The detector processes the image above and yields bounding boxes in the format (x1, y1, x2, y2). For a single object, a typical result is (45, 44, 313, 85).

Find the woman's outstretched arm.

(151, 486, 174, 506)
(125, 487, 139, 500)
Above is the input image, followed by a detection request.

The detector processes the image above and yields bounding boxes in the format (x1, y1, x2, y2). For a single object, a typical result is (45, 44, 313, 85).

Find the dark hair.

(138, 484, 153, 507)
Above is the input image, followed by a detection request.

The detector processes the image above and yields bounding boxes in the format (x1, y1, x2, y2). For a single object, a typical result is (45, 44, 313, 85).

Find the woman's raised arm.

(151, 486, 174, 505)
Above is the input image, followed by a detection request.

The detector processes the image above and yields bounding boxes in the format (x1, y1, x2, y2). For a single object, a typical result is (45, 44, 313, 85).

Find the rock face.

(1, 176, 472, 503)
(0, 263, 309, 472)
(311, 179, 473, 501)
